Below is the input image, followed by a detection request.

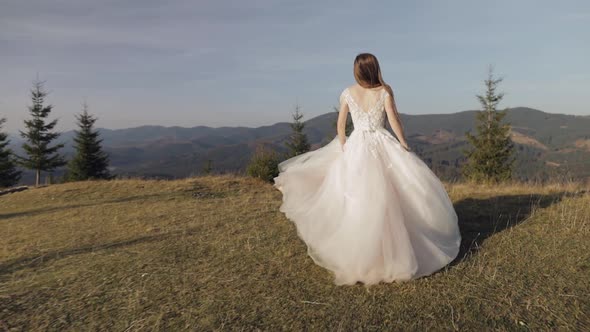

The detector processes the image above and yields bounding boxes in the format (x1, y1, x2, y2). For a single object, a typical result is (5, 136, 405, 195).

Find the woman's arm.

(337, 96, 349, 151)
(384, 92, 410, 151)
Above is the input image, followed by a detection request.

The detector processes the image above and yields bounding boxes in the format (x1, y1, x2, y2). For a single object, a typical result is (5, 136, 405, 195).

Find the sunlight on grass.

(1, 176, 589, 330)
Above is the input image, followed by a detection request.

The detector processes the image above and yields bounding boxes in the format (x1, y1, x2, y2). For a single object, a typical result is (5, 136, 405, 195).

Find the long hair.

(353, 53, 394, 98)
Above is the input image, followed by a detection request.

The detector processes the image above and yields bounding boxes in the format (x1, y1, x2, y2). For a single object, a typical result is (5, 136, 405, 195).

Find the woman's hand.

(401, 141, 411, 152)
(341, 142, 346, 152)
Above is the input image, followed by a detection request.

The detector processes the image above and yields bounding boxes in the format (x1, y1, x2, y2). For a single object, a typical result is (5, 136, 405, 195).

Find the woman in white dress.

(273, 53, 461, 286)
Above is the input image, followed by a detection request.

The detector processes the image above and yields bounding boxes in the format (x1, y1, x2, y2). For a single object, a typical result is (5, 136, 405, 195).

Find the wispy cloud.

(0, 0, 588, 133)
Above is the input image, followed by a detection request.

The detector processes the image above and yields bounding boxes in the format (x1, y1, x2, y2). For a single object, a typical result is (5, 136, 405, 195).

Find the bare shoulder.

(382, 87, 394, 99)
(340, 84, 358, 100)
(339, 84, 355, 95)
(348, 84, 362, 93)
(347, 84, 365, 99)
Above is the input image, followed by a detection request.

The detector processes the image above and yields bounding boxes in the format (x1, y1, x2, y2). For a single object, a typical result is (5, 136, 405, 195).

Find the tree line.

(1, 66, 514, 188)
(0, 80, 111, 188)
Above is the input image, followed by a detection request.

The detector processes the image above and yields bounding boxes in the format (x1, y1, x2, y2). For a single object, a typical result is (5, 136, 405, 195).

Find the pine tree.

(16, 80, 67, 186)
(67, 102, 111, 181)
(462, 66, 515, 182)
(0, 117, 22, 188)
(285, 103, 311, 157)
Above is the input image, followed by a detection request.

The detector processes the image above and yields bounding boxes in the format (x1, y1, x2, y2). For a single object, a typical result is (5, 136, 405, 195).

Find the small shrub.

(246, 145, 280, 182)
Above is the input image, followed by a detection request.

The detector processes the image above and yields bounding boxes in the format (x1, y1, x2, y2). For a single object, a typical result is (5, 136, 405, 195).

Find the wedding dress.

(273, 87, 461, 285)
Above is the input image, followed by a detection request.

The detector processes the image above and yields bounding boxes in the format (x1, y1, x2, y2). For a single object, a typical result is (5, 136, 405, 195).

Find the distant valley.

(8, 107, 590, 185)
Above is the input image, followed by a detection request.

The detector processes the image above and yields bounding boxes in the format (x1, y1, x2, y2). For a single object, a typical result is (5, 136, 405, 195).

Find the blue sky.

(1, 0, 589, 133)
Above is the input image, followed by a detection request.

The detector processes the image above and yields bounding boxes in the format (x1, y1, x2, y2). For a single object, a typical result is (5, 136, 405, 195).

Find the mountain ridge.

(7, 106, 585, 138)
(7, 107, 590, 184)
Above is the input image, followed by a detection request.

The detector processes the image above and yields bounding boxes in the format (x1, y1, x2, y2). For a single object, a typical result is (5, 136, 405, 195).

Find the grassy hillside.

(1, 176, 589, 330)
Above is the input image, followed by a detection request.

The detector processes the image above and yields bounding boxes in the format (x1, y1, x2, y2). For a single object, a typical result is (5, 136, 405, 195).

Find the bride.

(273, 53, 461, 286)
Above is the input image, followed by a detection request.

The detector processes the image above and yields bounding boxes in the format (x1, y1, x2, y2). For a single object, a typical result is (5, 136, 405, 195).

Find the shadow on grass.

(450, 190, 587, 265)
(0, 226, 204, 278)
(0, 193, 172, 221)
(3, 188, 587, 281)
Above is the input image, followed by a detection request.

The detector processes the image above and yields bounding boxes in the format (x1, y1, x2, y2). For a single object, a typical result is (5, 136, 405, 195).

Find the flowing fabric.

(273, 88, 461, 285)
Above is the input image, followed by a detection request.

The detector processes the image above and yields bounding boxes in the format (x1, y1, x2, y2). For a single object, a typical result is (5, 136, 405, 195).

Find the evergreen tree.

(0, 117, 22, 188)
(16, 80, 67, 186)
(462, 66, 515, 182)
(285, 104, 311, 157)
(247, 144, 280, 182)
(67, 102, 111, 181)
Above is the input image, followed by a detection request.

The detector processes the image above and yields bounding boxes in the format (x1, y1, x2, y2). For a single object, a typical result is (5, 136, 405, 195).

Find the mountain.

(7, 107, 590, 184)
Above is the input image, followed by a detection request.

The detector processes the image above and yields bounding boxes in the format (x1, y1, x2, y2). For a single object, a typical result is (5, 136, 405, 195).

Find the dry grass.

(0, 176, 589, 330)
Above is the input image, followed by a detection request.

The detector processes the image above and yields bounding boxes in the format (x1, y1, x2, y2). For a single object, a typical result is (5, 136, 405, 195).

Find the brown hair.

(353, 53, 394, 98)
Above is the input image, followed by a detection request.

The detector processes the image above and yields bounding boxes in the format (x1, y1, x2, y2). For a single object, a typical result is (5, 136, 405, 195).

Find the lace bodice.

(340, 87, 388, 132)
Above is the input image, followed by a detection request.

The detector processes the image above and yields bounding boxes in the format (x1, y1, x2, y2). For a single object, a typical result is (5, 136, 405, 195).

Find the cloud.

(0, 0, 588, 133)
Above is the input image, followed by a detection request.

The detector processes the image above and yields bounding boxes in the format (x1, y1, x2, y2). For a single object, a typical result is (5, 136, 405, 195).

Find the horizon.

(1, 1, 589, 133)
(5, 105, 587, 137)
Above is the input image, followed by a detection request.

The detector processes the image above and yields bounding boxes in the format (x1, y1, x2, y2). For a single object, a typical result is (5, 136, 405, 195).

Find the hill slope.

(1, 177, 589, 330)
(8, 107, 590, 184)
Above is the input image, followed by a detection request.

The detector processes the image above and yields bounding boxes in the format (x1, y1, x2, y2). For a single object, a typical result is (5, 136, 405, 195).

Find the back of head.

(353, 53, 394, 98)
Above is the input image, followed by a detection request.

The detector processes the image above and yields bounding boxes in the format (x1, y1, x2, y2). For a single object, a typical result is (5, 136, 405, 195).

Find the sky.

(1, 0, 589, 133)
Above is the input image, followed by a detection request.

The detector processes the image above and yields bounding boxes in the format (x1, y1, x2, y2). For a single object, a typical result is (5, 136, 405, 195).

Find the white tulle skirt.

(273, 128, 461, 285)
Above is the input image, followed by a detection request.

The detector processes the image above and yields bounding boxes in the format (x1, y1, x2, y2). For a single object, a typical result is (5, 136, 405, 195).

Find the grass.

(0, 175, 589, 330)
